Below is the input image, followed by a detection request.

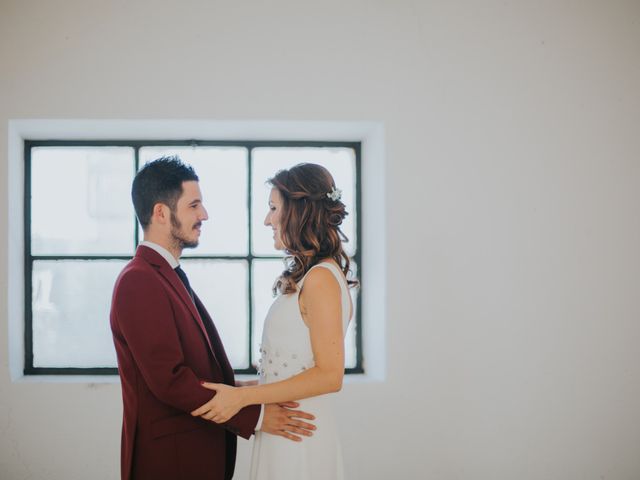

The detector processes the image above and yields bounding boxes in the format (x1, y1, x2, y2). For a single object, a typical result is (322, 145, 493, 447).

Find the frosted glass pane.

(252, 259, 359, 369)
(252, 259, 287, 365)
(140, 147, 248, 255)
(345, 287, 359, 369)
(32, 260, 125, 368)
(345, 260, 359, 368)
(31, 147, 135, 255)
(182, 259, 248, 369)
(251, 147, 357, 256)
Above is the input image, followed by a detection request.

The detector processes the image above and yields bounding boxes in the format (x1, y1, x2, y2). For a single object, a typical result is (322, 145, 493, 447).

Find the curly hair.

(269, 163, 358, 295)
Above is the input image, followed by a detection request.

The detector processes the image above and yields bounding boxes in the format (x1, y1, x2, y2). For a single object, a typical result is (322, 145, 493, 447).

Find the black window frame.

(24, 139, 363, 375)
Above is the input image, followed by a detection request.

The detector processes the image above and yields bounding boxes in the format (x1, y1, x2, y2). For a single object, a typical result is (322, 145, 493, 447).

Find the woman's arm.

(235, 379, 258, 387)
(192, 266, 346, 423)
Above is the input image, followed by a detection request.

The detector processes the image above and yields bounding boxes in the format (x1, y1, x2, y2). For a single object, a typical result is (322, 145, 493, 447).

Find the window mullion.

(247, 146, 254, 372)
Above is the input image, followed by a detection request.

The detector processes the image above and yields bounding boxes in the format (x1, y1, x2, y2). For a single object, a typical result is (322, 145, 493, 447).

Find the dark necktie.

(174, 265, 194, 301)
(175, 266, 228, 379)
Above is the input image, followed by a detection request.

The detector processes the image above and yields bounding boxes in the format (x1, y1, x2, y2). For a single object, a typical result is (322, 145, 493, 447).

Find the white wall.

(2, 1, 640, 479)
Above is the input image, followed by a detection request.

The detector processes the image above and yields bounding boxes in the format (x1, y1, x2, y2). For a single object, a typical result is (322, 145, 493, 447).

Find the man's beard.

(170, 211, 200, 250)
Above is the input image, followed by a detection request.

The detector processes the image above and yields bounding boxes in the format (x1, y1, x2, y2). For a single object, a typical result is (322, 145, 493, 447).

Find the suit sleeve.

(222, 405, 261, 439)
(112, 269, 214, 413)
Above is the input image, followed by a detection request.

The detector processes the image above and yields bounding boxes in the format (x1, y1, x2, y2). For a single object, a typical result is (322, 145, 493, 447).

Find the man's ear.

(151, 203, 170, 226)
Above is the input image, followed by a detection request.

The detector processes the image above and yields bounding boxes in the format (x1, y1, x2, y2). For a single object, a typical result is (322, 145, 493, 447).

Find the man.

(110, 156, 315, 480)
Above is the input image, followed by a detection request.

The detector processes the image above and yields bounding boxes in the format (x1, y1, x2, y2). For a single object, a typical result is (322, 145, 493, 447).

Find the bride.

(192, 162, 357, 479)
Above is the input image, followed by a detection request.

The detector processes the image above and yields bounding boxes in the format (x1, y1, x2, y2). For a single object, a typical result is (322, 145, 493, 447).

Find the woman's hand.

(190, 382, 247, 423)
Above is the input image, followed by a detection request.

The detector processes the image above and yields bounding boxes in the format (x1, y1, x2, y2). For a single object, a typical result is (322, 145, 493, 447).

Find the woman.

(192, 162, 356, 480)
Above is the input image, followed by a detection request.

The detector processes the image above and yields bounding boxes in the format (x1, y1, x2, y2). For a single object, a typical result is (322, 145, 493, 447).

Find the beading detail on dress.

(256, 345, 315, 380)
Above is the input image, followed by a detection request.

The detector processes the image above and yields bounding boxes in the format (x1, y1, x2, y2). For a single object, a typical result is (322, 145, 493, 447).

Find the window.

(24, 140, 362, 375)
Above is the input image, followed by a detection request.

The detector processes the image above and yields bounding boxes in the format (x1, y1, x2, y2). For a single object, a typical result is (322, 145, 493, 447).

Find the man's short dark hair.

(131, 156, 199, 229)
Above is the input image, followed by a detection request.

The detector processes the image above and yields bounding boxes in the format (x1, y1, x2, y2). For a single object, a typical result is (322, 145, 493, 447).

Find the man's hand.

(261, 402, 316, 442)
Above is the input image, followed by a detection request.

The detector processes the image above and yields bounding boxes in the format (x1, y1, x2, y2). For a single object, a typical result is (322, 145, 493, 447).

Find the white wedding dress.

(249, 262, 351, 480)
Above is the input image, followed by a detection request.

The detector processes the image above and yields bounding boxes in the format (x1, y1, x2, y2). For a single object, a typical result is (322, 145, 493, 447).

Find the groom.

(110, 156, 315, 480)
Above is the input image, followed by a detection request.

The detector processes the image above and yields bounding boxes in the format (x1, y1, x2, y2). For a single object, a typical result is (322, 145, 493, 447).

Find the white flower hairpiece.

(326, 186, 342, 202)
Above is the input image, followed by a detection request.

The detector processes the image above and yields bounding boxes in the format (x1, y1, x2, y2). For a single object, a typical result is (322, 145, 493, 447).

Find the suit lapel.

(193, 293, 235, 385)
(136, 246, 219, 365)
(159, 266, 215, 350)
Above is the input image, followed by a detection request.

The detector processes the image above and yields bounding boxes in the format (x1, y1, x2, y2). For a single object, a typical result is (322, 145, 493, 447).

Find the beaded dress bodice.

(256, 262, 351, 385)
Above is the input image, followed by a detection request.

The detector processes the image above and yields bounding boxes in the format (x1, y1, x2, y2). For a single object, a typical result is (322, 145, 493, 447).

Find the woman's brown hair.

(269, 163, 358, 295)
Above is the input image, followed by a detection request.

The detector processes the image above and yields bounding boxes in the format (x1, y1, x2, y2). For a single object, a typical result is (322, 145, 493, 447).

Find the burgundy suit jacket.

(110, 246, 260, 480)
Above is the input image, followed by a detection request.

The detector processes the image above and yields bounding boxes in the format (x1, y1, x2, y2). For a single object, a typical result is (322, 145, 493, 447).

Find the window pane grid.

(24, 140, 362, 375)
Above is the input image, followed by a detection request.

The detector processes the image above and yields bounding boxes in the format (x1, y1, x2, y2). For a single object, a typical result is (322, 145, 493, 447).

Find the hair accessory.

(326, 186, 342, 202)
